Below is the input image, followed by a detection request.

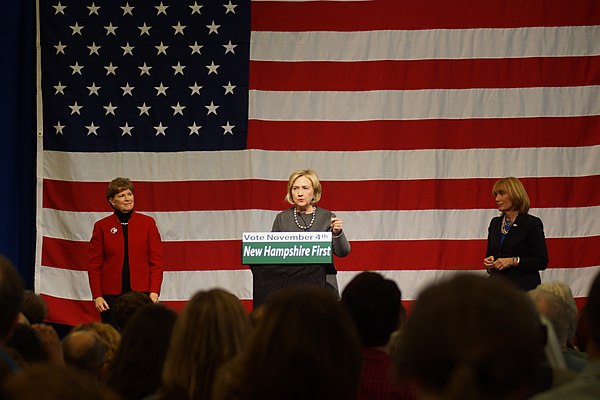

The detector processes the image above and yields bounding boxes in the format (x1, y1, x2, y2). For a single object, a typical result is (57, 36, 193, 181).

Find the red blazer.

(88, 211, 164, 299)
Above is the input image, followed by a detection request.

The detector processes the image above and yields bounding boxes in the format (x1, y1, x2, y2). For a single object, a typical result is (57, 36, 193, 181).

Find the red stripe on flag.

(252, 1, 600, 31)
(42, 236, 600, 272)
(42, 294, 100, 325)
(161, 299, 253, 314)
(247, 117, 600, 151)
(44, 176, 600, 212)
(41, 293, 588, 328)
(250, 57, 600, 91)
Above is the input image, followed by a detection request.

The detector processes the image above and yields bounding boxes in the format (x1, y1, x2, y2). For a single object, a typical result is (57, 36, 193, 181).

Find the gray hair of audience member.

(587, 271, 600, 348)
(536, 281, 578, 339)
(393, 273, 546, 400)
(0, 255, 25, 342)
(528, 288, 573, 348)
(21, 290, 49, 325)
(62, 330, 109, 377)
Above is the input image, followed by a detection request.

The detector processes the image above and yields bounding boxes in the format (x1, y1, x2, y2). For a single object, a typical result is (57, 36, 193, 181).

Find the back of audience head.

(219, 286, 362, 400)
(62, 330, 109, 379)
(158, 288, 251, 400)
(21, 290, 48, 325)
(393, 273, 546, 400)
(111, 291, 153, 332)
(107, 304, 176, 400)
(341, 271, 403, 347)
(0, 255, 24, 344)
(536, 282, 578, 344)
(1, 363, 119, 400)
(586, 271, 600, 356)
(71, 322, 121, 369)
(528, 288, 572, 349)
(6, 324, 48, 363)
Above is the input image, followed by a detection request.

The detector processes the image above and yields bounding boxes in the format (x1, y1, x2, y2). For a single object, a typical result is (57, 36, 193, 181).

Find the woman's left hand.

(150, 292, 160, 303)
(331, 217, 343, 235)
(492, 257, 514, 270)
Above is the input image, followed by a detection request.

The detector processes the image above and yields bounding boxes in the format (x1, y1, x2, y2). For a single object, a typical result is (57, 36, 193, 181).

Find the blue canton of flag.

(41, 0, 250, 152)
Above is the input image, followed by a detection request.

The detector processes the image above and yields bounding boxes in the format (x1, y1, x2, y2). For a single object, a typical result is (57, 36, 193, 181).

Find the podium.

(242, 232, 333, 308)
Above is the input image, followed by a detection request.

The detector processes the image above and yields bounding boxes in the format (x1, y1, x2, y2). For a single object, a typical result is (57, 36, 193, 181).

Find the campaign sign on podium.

(242, 232, 332, 264)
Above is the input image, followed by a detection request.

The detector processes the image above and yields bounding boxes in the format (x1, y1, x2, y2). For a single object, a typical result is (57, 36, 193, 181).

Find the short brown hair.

(492, 177, 530, 214)
(285, 169, 322, 205)
(106, 177, 134, 201)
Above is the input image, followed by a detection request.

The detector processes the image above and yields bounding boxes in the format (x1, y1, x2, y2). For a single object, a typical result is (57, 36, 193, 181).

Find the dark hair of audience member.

(21, 290, 49, 325)
(393, 274, 547, 400)
(106, 304, 177, 400)
(0, 255, 25, 342)
(157, 288, 251, 400)
(587, 271, 600, 350)
(1, 363, 119, 400)
(341, 271, 403, 346)
(214, 286, 362, 400)
(6, 324, 48, 363)
(62, 330, 109, 378)
(574, 304, 589, 353)
(111, 291, 153, 332)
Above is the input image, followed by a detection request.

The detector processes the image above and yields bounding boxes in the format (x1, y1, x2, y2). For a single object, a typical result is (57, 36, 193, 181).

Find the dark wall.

(0, 0, 37, 288)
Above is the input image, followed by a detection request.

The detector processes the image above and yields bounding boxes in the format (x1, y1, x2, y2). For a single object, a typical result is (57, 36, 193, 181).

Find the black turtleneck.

(115, 209, 132, 293)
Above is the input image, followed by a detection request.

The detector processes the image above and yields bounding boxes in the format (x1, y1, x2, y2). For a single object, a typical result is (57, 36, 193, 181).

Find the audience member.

(21, 290, 48, 324)
(341, 271, 414, 400)
(62, 330, 109, 379)
(392, 274, 547, 400)
(575, 304, 590, 353)
(213, 286, 362, 400)
(530, 270, 600, 399)
(537, 281, 587, 359)
(111, 291, 153, 333)
(156, 288, 252, 400)
(1, 363, 120, 400)
(529, 288, 587, 372)
(106, 304, 176, 400)
(5, 324, 47, 363)
(0, 255, 25, 378)
(71, 322, 121, 376)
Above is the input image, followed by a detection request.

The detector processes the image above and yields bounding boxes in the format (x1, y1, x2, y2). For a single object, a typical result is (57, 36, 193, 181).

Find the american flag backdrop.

(36, 0, 600, 326)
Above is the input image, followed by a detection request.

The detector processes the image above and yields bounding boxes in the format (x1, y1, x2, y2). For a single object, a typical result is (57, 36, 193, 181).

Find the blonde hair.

(285, 169, 322, 205)
(492, 177, 530, 214)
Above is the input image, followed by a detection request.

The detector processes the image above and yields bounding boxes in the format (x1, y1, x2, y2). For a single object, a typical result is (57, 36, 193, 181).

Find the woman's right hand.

(483, 256, 495, 270)
(94, 296, 109, 313)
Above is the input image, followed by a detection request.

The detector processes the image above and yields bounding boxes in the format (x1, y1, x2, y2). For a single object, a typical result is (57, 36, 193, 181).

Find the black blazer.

(486, 213, 549, 291)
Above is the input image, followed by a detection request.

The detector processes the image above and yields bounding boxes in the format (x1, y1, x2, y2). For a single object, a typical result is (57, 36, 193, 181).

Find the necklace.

(293, 206, 316, 230)
(500, 214, 514, 235)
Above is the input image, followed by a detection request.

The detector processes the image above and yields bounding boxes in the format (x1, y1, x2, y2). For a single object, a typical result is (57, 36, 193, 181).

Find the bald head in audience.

(62, 330, 109, 379)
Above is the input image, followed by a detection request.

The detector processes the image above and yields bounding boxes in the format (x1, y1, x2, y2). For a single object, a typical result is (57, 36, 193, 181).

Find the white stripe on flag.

(249, 86, 600, 121)
(42, 207, 600, 242)
(251, 27, 600, 61)
(43, 146, 600, 182)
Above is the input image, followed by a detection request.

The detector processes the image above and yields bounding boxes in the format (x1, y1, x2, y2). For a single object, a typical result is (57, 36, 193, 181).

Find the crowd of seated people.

(1, 252, 599, 400)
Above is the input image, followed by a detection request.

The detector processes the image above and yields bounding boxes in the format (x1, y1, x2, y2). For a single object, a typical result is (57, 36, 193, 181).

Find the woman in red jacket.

(88, 177, 164, 324)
